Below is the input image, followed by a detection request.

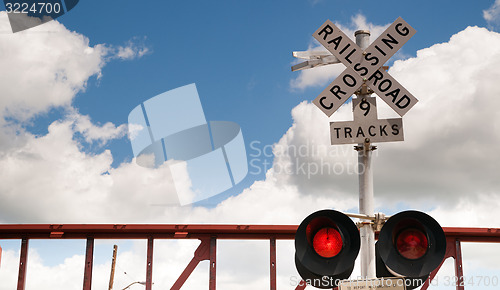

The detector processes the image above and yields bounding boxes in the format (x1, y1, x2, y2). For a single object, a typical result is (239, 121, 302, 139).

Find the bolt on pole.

(355, 29, 376, 279)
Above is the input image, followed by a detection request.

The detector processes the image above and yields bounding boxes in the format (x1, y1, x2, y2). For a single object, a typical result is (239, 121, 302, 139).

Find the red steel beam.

(295, 280, 307, 290)
(0, 225, 499, 241)
(146, 237, 154, 290)
(171, 238, 212, 289)
(270, 238, 277, 290)
(83, 238, 94, 290)
(421, 238, 456, 290)
(209, 237, 216, 290)
(455, 240, 464, 290)
(421, 238, 465, 290)
(442, 227, 500, 242)
(16, 238, 28, 290)
(0, 224, 297, 240)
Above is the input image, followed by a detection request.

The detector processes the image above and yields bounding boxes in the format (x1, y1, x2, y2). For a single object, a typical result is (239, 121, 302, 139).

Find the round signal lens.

(312, 227, 343, 258)
(396, 228, 428, 260)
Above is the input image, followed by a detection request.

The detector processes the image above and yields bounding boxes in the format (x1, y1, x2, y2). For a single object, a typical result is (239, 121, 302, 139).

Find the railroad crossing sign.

(312, 17, 418, 118)
(294, 17, 418, 145)
(291, 17, 423, 283)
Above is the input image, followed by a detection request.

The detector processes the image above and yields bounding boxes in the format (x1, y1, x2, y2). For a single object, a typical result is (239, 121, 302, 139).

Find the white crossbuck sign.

(312, 17, 418, 118)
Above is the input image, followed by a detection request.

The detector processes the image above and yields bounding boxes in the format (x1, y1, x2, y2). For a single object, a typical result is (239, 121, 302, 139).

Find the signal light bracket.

(373, 213, 387, 231)
(344, 212, 389, 231)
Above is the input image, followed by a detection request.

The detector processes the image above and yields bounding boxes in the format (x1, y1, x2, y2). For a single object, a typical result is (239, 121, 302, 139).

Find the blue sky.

(1, 0, 500, 289)
(31, 0, 492, 169)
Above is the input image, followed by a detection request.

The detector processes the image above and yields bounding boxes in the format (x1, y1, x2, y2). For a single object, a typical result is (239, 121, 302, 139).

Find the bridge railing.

(0, 224, 499, 290)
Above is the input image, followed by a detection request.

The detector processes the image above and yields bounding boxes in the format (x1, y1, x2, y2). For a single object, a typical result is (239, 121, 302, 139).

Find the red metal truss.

(0, 224, 297, 240)
(0, 225, 499, 290)
(421, 237, 465, 290)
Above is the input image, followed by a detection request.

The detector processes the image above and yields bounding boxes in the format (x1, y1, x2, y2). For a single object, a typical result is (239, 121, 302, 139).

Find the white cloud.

(484, 0, 500, 27)
(127, 123, 144, 141)
(0, 11, 150, 128)
(0, 13, 107, 123)
(68, 111, 128, 144)
(0, 112, 352, 224)
(0, 117, 184, 223)
(113, 37, 151, 60)
(376, 26, 500, 205)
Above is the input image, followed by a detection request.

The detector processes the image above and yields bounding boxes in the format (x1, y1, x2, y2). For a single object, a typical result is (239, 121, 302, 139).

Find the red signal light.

(295, 210, 360, 288)
(396, 228, 428, 260)
(376, 211, 446, 289)
(313, 227, 343, 258)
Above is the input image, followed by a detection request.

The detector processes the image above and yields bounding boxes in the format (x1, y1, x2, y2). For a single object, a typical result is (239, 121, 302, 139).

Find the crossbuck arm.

(291, 50, 340, 71)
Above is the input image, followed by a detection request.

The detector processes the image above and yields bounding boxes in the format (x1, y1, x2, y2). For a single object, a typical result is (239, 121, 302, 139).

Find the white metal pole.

(355, 30, 376, 280)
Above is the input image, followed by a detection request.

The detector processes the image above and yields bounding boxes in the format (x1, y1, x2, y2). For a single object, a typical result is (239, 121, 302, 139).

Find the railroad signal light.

(294, 210, 360, 289)
(395, 228, 428, 260)
(376, 210, 446, 289)
(312, 227, 343, 258)
(295, 209, 446, 289)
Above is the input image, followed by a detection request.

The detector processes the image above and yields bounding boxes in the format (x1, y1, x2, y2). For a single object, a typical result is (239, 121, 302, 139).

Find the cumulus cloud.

(0, 12, 106, 123)
(0, 116, 188, 223)
(0, 110, 355, 223)
(0, 12, 149, 127)
(376, 26, 500, 206)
